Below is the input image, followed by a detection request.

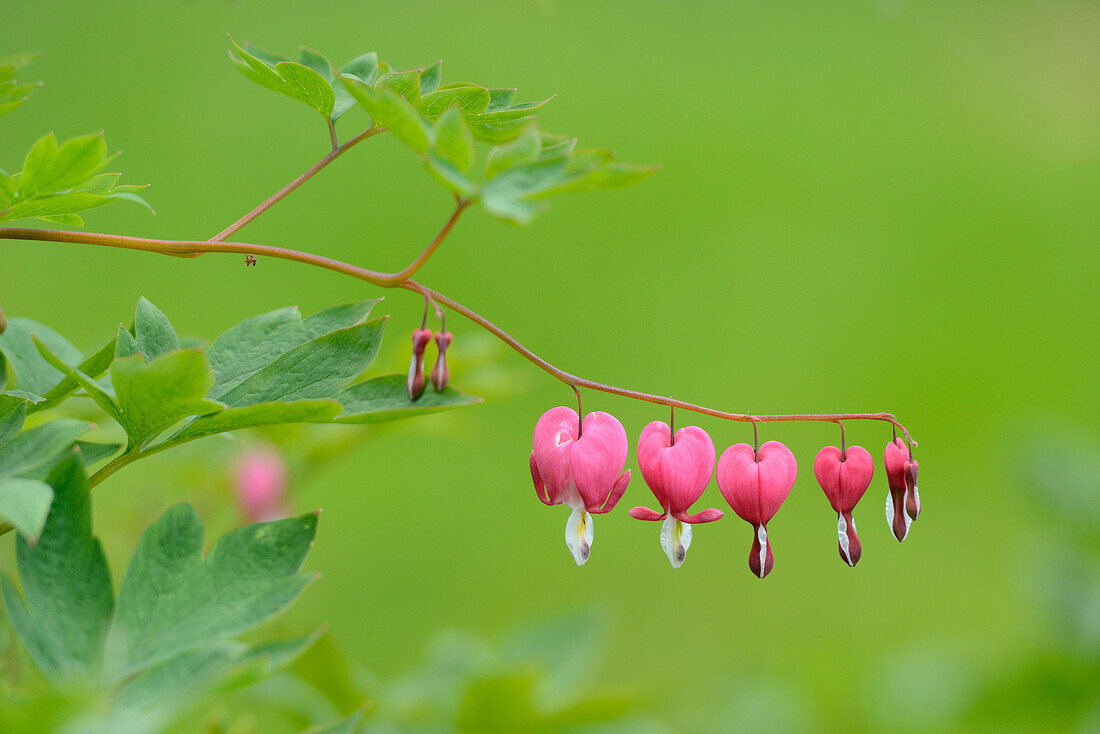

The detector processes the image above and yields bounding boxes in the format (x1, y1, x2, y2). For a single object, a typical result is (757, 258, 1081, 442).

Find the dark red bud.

(838, 511, 862, 567)
(905, 459, 921, 520)
(0, 302, 6, 335)
(430, 331, 452, 392)
(748, 523, 775, 578)
(407, 328, 433, 401)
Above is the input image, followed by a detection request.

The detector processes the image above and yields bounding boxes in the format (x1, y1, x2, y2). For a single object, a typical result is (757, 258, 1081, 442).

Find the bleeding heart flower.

(529, 406, 631, 566)
(430, 330, 453, 392)
(406, 327, 432, 401)
(629, 421, 722, 568)
(884, 438, 920, 541)
(234, 447, 290, 523)
(717, 441, 797, 578)
(814, 444, 874, 567)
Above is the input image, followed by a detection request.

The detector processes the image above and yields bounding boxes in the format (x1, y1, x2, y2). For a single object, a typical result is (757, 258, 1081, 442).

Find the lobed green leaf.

(228, 37, 335, 120)
(336, 373, 481, 423)
(106, 504, 318, 679)
(2, 454, 114, 684)
(109, 350, 223, 447)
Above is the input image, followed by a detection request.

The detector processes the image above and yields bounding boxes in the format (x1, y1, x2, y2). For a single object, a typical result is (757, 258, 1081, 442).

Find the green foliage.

(20, 297, 478, 454)
(226, 39, 654, 222)
(0, 132, 152, 226)
(0, 52, 41, 119)
(1, 453, 322, 733)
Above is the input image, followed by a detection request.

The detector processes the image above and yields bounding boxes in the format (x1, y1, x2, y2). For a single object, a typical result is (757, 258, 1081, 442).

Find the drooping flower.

(884, 438, 920, 541)
(629, 421, 722, 568)
(717, 441, 797, 578)
(234, 447, 290, 523)
(814, 444, 874, 566)
(406, 327, 433, 400)
(529, 406, 631, 566)
(430, 330, 453, 392)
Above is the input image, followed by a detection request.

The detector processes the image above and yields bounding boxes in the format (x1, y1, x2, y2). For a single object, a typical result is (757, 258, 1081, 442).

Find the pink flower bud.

(234, 448, 289, 523)
(430, 331, 452, 392)
(814, 444, 874, 567)
(884, 438, 920, 541)
(529, 406, 631, 566)
(717, 441, 797, 578)
(0, 301, 6, 334)
(629, 421, 722, 568)
(406, 328, 433, 401)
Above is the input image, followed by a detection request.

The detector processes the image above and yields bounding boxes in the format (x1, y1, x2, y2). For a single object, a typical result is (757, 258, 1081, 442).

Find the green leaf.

(115, 323, 140, 359)
(481, 158, 572, 224)
(206, 300, 379, 400)
(105, 504, 318, 679)
(561, 162, 660, 193)
(76, 440, 121, 466)
(0, 418, 91, 480)
(336, 374, 480, 423)
(216, 319, 385, 409)
(433, 108, 474, 174)
(2, 454, 113, 683)
(18, 132, 108, 198)
(297, 48, 334, 82)
(166, 399, 342, 445)
(0, 317, 82, 396)
(0, 192, 112, 221)
(228, 37, 335, 119)
(468, 117, 536, 145)
(486, 88, 517, 111)
(110, 351, 223, 446)
(134, 297, 179, 362)
(0, 393, 28, 445)
(0, 52, 40, 118)
(419, 84, 491, 120)
(0, 477, 53, 542)
(420, 60, 443, 95)
(332, 52, 378, 122)
(33, 336, 125, 427)
(341, 77, 430, 154)
(486, 126, 542, 180)
(375, 69, 422, 106)
(426, 152, 477, 199)
(476, 94, 555, 123)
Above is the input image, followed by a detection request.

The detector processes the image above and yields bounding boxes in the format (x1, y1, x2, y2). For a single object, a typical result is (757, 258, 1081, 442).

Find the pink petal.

(531, 452, 553, 506)
(629, 506, 667, 521)
(674, 507, 724, 524)
(813, 445, 874, 514)
(636, 422, 716, 515)
(717, 441, 797, 526)
(593, 470, 631, 514)
(570, 411, 630, 511)
(531, 406, 579, 506)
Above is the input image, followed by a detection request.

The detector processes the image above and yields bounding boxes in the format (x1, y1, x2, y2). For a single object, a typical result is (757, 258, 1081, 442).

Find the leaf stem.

(209, 125, 384, 242)
(0, 226, 917, 447)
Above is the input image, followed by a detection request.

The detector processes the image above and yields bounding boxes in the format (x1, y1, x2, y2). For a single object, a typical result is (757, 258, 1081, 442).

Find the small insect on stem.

(244, 254, 257, 266)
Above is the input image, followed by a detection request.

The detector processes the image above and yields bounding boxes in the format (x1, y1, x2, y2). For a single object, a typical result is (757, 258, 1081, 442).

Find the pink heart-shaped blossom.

(814, 444, 874, 567)
(630, 421, 722, 524)
(717, 441, 797, 578)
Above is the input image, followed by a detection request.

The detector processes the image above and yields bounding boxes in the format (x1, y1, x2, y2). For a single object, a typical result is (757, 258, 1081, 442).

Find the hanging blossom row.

(527, 405, 920, 574)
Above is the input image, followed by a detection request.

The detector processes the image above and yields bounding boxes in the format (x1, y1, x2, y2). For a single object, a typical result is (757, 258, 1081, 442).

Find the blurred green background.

(2, 0, 1098, 731)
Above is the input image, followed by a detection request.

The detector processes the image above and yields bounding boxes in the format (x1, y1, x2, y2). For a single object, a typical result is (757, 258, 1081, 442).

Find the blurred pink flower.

(629, 421, 722, 568)
(530, 406, 631, 566)
(234, 447, 290, 523)
(717, 441, 797, 578)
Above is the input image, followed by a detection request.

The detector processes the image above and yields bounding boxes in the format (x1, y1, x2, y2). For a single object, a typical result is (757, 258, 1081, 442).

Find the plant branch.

(0, 226, 917, 447)
(209, 126, 384, 242)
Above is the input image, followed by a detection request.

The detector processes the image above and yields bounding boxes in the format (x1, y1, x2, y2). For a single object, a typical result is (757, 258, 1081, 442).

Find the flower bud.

(906, 458, 921, 520)
(0, 301, 6, 334)
(430, 331, 452, 392)
(884, 438, 918, 541)
(234, 447, 289, 523)
(406, 328, 433, 401)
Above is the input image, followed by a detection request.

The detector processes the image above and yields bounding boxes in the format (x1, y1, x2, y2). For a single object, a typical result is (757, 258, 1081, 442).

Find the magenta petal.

(674, 507, 724, 523)
(571, 411, 630, 511)
(593, 470, 630, 514)
(531, 407, 579, 505)
(717, 441, 797, 526)
(814, 445, 874, 514)
(636, 421, 716, 516)
(531, 452, 553, 506)
(629, 506, 667, 521)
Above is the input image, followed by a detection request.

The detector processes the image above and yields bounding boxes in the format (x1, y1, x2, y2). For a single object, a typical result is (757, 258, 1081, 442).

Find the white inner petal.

(837, 513, 854, 566)
(565, 507, 593, 566)
(660, 516, 691, 569)
(757, 524, 768, 578)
